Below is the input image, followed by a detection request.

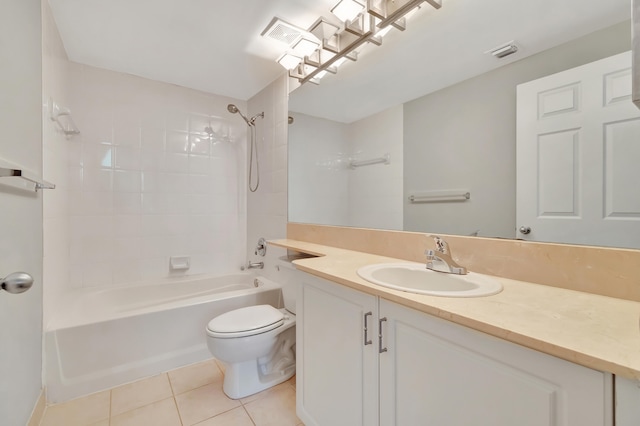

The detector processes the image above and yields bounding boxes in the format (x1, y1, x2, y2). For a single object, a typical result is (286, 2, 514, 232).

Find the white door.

(0, 0, 44, 425)
(517, 51, 640, 248)
(296, 274, 378, 426)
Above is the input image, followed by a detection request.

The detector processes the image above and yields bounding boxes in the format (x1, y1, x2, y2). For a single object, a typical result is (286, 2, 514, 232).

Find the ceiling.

(50, 0, 631, 113)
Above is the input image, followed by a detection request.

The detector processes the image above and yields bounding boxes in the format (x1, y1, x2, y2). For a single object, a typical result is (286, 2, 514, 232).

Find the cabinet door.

(379, 299, 612, 426)
(296, 274, 378, 426)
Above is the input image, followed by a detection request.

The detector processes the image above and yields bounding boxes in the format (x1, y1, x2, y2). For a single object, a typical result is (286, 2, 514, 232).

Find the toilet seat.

(206, 305, 284, 338)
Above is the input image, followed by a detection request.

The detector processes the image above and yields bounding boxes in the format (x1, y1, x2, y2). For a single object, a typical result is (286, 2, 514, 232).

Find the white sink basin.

(357, 262, 503, 297)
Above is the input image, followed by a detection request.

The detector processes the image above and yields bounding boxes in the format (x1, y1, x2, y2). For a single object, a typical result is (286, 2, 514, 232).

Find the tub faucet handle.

(255, 237, 267, 257)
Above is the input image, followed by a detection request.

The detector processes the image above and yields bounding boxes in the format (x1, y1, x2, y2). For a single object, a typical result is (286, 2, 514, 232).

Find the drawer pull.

(379, 317, 388, 353)
(364, 312, 373, 346)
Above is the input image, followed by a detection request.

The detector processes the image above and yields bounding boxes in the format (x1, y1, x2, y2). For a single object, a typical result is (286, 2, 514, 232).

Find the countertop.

(270, 239, 640, 380)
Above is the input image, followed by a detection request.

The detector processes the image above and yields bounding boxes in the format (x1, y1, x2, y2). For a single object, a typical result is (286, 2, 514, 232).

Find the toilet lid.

(206, 305, 284, 338)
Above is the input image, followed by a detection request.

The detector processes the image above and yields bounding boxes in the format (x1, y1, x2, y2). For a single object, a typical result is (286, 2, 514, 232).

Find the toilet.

(206, 275, 296, 399)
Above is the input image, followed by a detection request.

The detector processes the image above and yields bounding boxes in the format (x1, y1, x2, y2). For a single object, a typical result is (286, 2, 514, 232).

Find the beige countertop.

(270, 239, 640, 380)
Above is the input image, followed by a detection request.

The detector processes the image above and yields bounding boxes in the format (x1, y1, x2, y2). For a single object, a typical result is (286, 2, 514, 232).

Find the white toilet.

(206, 277, 296, 399)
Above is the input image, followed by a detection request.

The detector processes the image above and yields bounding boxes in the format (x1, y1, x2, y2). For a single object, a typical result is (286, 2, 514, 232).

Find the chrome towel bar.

(0, 167, 56, 191)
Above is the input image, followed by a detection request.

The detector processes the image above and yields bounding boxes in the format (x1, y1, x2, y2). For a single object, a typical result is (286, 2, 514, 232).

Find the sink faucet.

(425, 236, 467, 275)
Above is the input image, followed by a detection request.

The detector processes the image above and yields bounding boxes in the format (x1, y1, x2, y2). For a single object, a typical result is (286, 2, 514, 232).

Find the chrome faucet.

(245, 261, 264, 270)
(425, 236, 467, 275)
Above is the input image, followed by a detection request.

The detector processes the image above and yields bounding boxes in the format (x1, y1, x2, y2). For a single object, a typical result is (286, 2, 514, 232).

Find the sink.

(357, 262, 503, 297)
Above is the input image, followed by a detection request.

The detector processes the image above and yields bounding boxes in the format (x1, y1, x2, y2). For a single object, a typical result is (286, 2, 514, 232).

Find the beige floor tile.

(244, 384, 301, 426)
(193, 406, 255, 426)
(175, 382, 241, 425)
(40, 390, 110, 426)
(288, 374, 297, 389)
(110, 397, 181, 426)
(240, 380, 291, 405)
(111, 373, 173, 416)
(213, 358, 226, 374)
(168, 358, 223, 395)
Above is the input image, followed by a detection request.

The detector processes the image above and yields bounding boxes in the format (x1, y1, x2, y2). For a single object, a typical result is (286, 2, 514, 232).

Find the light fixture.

(292, 38, 320, 57)
(277, 52, 304, 70)
(331, 0, 365, 22)
(262, 0, 443, 85)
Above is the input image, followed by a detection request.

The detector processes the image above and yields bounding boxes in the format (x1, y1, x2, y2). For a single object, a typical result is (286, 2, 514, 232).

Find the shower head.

(227, 103, 251, 126)
(227, 104, 264, 127)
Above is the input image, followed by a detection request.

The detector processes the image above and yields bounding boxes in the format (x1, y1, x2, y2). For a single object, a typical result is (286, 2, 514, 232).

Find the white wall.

(288, 105, 404, 230)
(288, 112, 350, 226)
(347, 105, 403, 230)
(0, 0, 44, 424)
(60, 64, 248, 292)
(403, 21, 631, 238)
(246, 75, 289, 281)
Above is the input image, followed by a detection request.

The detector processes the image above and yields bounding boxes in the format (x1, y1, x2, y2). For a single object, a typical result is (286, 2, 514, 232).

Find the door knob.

(519, 226, 531, 235)
(1, 272, 34, 294)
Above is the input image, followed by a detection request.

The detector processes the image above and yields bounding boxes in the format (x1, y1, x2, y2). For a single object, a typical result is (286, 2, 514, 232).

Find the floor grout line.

(242, 404, 257, 426)
(172, 395, 184, 426)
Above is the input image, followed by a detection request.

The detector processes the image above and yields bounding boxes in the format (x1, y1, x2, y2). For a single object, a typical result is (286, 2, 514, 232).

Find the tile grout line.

(242, 405, 258, 426)
(166, 372, 185, 426)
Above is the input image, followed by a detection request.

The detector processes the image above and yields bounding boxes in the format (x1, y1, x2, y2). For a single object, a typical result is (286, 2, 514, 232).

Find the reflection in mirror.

(288, 1, 639, 249)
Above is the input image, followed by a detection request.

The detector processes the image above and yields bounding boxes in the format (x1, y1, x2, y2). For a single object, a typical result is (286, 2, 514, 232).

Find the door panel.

(0, 1, 44, 425)
(517, 51, 640, 248)
(379, 299, 612, 426)
(296, 275, 378, 426)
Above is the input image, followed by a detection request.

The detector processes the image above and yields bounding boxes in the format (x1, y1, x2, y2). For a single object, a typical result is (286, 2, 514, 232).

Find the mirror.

(288, 0, 638, 249)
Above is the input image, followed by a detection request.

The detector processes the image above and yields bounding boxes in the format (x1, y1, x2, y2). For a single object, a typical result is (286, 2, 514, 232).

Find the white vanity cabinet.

(296, 273, 613, 426)
(296, 271, 379, 426)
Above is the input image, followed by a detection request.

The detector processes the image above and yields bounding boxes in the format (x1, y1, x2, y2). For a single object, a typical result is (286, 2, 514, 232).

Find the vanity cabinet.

(296, 273, 613, 426)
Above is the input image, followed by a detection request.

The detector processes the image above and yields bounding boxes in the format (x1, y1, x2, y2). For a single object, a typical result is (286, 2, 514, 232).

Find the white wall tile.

(113, 170, 142, 192)
(57, 63, 248, 290)
(114, 192, 143, 215)
(115, 145, 142, 170)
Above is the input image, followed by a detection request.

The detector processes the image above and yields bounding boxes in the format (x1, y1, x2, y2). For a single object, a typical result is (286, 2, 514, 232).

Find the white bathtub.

(45, 273, 282, 403)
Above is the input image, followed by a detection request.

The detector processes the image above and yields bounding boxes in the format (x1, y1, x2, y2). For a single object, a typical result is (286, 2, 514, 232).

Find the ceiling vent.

(485, 41, 519, 59)
(261, 18, 306, 45)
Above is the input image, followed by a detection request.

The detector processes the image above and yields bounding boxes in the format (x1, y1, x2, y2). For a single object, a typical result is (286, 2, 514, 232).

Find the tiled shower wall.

(42, 0, 71, 324)
(65, 63, 248, 288)
(246, 75, 289, 281)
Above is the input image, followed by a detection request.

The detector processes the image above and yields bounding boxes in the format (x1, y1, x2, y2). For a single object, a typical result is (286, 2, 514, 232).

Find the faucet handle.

(424, 249, 437, 261)
(433, 236, 448, 254)
(255, 237, 267, 256)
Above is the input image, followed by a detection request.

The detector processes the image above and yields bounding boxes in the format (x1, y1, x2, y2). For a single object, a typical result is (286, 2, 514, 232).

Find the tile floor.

(39, 359, 303, 426)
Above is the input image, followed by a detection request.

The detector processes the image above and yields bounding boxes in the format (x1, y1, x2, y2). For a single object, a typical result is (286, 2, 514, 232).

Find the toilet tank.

(274, 259, 301, 315)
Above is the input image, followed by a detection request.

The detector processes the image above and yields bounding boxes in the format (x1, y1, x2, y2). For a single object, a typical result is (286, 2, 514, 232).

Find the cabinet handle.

(364, 312, 373, 346)
(379, 317, 388, 353)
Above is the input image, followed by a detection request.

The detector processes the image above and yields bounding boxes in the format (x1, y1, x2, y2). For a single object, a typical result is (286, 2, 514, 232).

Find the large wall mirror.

(288, 0, 640, 249)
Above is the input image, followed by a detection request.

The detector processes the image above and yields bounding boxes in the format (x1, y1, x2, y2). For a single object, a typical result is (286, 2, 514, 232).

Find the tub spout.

(246, 261, 264, 270)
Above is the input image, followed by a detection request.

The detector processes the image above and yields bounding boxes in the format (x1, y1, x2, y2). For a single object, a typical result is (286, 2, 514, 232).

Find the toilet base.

(222, 359, 295, 399)
(221, 326, 296, 399)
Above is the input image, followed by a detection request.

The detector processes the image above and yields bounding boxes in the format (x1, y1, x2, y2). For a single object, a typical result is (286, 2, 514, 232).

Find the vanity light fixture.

(277, 52, 304, 70)
(263, 0, 443, 86)
(331, 0, 366, 22)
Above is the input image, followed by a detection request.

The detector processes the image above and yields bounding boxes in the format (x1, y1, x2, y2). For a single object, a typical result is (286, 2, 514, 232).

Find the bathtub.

(45, 273, 282, 403)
